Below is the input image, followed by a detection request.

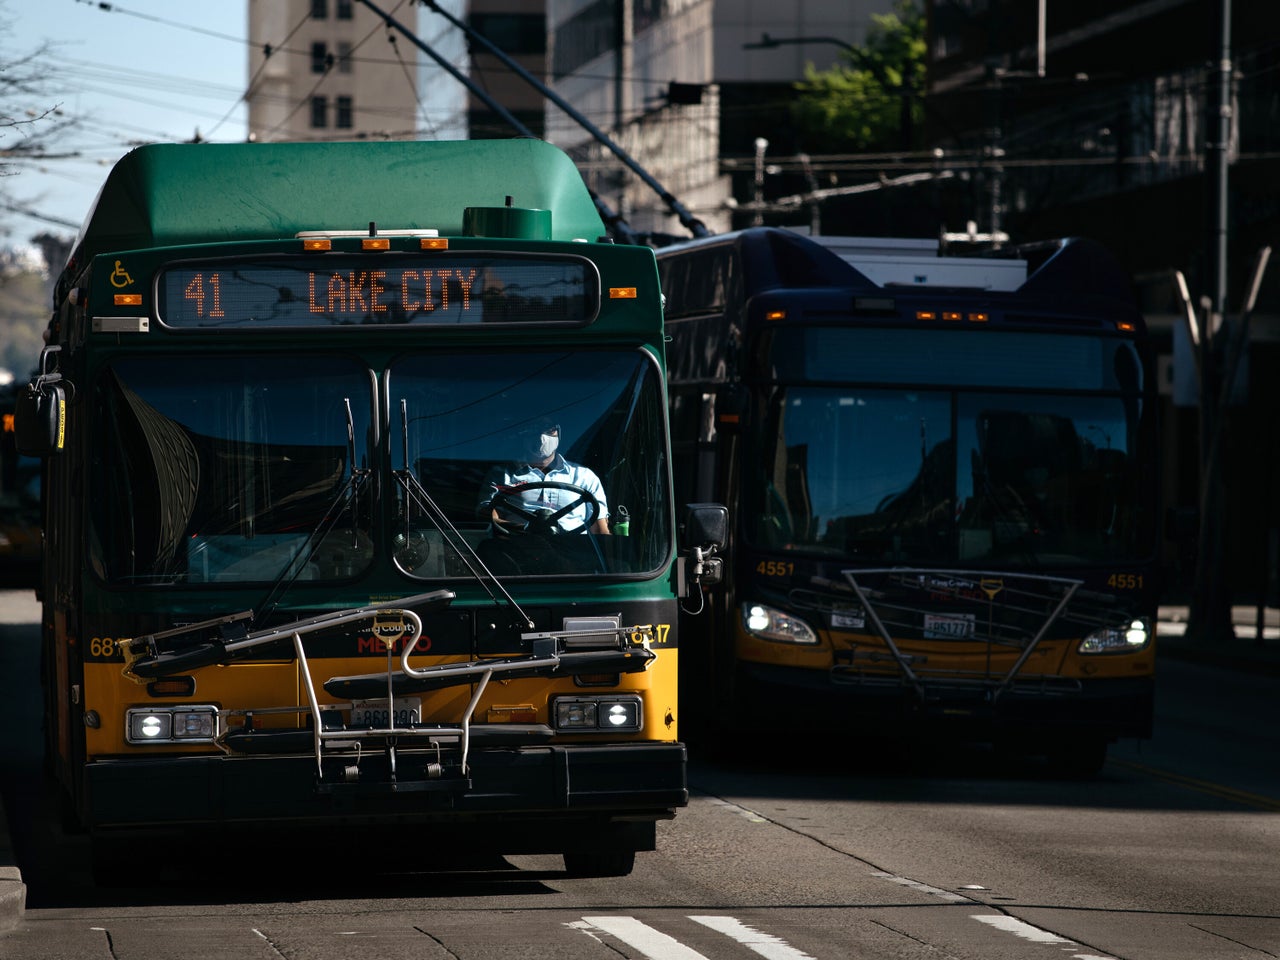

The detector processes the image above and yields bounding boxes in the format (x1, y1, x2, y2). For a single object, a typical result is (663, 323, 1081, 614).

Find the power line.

(0, 201, 80, 230)
(72, 0, 243, 45)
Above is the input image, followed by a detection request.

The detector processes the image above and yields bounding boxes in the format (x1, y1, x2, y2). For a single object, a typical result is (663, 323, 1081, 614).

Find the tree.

(1, 4, 77, 243)
(790, 0, 927, 154)
(0, 254, 51, 379)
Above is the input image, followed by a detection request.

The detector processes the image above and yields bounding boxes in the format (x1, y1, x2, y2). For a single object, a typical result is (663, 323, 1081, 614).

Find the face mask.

(535, 432, 559, 460)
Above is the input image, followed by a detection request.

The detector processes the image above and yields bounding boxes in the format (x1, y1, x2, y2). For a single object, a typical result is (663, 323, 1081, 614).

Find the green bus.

(16, 138, 725, 877)
(658, 228, 1157, 775)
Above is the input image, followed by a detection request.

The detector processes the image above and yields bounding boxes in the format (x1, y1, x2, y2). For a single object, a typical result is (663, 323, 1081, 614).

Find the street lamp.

(743, 33, 857, 56)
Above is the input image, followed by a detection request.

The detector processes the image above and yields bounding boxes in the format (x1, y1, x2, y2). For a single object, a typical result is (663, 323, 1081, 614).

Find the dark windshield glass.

(90, 356, 373, 584)
(89, 350, 671, 585)
(748, 385, 1150, 567)
(390, 349, 671, 577)
(769, 327, 1143, 391)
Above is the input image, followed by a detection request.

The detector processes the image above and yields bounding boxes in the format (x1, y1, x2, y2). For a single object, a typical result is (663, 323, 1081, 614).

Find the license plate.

(923, 613, 975, 639)
(348, 697, 421, 728)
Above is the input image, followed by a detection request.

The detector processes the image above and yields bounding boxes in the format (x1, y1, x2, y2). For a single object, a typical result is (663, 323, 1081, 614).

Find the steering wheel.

(489, 481, 600, 535)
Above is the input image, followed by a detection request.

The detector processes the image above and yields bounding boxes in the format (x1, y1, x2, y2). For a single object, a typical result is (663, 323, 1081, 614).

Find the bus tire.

(1047, 737, 1108, 778)
(90, 835, 138, 888)
(562, 849, 636, 878)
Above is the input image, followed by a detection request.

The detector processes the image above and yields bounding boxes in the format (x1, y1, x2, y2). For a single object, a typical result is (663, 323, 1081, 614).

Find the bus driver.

(478, 420, 611, 535)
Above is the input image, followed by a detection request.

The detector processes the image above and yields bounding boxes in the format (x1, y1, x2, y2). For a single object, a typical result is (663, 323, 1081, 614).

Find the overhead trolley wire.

(384, 25, 440, 139)
(209, 7, 314, 140)
(412, 0, 709, 240)
(353, 0, 644, 244)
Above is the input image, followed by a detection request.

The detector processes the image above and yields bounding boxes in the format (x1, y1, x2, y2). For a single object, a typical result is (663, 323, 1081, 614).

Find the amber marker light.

(916, 310, 937, 321)
(147, 677, 196, 698)
(1116, 320, 1137, 332)
(114, 293, 142, 306)
(302, 238, 332, 251)
(765, 309, 786, 321)
(420, 238, 449, 250)
(968, 312, 990, 322)
(942, 311, 962, 321)
(609, 287, 637, 299)
(486, 705, 538, 723)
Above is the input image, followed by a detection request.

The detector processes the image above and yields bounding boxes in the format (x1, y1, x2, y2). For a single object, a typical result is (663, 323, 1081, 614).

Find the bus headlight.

(126, 705, 218, 744)
(741, 603, 819, 644)
(1078, 619, 1150, 654)
(553, 696, 642, 732)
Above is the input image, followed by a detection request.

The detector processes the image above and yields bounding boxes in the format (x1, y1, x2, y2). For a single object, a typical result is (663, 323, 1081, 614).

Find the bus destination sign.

(157, 255, 597, 328)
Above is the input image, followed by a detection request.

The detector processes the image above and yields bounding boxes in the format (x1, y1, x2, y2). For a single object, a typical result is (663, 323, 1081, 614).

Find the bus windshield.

(90, 355, 375, 585)
(391, 349, 671, 578)
(749, 329, 1151, 567)
(88, 348, 671, 584)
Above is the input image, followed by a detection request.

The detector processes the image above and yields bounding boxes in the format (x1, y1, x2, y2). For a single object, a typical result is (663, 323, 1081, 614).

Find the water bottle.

(613, 505, 630, 536)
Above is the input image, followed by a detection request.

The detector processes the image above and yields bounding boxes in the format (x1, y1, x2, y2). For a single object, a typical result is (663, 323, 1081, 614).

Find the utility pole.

(1185, 0, 1235, 645)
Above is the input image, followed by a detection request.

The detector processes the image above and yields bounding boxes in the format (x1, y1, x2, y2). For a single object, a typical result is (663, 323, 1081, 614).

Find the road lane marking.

(574, 917, 710, 960)
(1110, 759, 1280, 811)
(872, 870, 977, 903)
(971, 915, 1118, 959)
(706, 797, 768, 822)
(971, 915, 1073, 944)
(689, 915, 817, 960)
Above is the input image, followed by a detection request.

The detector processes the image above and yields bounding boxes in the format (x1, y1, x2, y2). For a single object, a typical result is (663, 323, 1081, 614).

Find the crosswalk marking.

(574, 916, 815, 960)
(576, 916, 710, 960)
(689, 916, 817, 960)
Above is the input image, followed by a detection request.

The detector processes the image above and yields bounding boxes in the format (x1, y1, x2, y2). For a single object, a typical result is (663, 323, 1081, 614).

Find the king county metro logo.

(356, 613, 430, 654)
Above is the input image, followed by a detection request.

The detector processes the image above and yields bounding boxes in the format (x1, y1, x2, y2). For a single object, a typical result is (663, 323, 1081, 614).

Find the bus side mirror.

(682, 502, 727, 591)
(685, 502, 727, 550)
(14, 383, 66, 457)
(14, 345, 67, 458)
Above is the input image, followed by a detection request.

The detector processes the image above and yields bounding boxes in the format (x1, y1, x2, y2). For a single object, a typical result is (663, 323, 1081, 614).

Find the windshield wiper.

(393, 399, 533, 629)
(255, 398, 370, 626)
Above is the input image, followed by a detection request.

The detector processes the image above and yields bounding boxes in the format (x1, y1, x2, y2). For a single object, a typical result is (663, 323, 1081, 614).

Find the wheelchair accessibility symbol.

(109, 260, 135, 288)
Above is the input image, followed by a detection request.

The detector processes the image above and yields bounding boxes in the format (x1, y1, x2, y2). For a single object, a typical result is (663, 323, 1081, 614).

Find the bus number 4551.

(1106, 573, 1145, 590)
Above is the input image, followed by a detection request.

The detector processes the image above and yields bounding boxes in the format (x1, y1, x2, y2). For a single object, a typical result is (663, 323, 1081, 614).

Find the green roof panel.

(73, 139, 606, 261)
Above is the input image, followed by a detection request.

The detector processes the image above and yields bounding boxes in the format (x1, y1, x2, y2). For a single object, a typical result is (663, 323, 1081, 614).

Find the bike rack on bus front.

(122, 590, 657, 789)
(837, 568, 1085, 701)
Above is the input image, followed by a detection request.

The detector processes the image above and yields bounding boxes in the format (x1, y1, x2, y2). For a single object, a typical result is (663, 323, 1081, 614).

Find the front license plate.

(348, 697, 421, 727)
(923, 613, 975, 640)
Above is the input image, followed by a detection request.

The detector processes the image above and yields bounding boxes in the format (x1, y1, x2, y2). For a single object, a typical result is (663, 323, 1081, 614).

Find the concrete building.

(545, 0, 895, 241)
(244, 0, 892, 239)
(246, 0, 467, 142)
(246, 1, 552, 145)
(916, 0, 1280, 610)
(464, 0, 550, 138)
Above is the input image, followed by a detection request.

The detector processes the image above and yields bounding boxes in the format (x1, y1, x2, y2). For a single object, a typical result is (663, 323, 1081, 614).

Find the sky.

(2, 0, 250, 247)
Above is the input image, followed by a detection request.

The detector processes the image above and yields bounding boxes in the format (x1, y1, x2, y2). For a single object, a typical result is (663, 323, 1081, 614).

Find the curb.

(0, 805, 22, 933)
(1157, 605, 1280, 677)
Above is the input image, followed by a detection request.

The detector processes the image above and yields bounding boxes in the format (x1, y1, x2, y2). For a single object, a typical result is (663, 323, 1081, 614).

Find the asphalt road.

(1, 588, 1278, 959)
